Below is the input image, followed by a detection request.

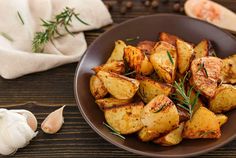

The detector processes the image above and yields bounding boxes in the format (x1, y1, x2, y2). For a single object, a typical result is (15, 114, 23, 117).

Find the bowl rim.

(74, 13, 236, 157)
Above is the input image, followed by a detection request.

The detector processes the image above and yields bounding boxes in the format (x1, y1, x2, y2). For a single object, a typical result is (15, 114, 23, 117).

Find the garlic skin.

(0, 109, 38, 155)
(41, 105, 66, 134)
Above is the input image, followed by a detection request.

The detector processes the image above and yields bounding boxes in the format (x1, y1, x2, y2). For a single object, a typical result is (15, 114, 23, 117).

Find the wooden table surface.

(1, 0, 236, 157)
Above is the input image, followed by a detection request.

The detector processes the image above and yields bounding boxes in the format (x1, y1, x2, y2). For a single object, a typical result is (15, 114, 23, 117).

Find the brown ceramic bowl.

(74, 14, 236, 157)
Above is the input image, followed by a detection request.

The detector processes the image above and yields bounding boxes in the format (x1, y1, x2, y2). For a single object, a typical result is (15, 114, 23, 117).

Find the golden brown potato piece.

(153, 122, 184, 146)
(137, 76, 172, 103)
(183, 107, 221, 139)
(150, 42, 177, 83)
(209, 84, 236, 113)
(138, 95, 179, 142)
(92, 61, 125, 74)
(190, 57, 223, 98)
(107, 40, 126, 63)
(159, 32, 180, 46)
(216, 114, 228, 127)
(220, 54, 236, 84)
(137, 41, 156, 55)
(97, 71, 139, 99)
(90, 75, 108, 99)
(194, 40, 212, 59)
(104, 101, 144, 134)
(96, 98, 132, 111)
(124, 46, 154, 75)
(176, 39, 194, 74)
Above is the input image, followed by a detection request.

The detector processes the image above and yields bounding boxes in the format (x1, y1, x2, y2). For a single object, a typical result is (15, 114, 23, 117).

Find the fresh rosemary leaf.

(203, 67, 208, 78)
(167, 51, 174, 65)
(177, 103, 189, 111)
(103, 122, 125, 139)
(17, 11, 24, 25)
(154, 103, 168, 113)
(0, 32, 14, 42)
(197, 62, 204, 72)
(124, 71, 136, 76)
(110, 132, 126, 140)
(125, 36, 140, 42)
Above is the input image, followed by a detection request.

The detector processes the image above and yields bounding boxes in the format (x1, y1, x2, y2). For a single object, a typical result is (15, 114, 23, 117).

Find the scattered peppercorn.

(151, 0, 159, 9)
(120, 6, 127, 14)
(173, 3, 181, 12)
(125, 1, 133, 9)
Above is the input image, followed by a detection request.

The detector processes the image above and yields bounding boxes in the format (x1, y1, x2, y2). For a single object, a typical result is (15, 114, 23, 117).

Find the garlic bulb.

(41, 105, 66, 134)
(0, 109, 38, 155)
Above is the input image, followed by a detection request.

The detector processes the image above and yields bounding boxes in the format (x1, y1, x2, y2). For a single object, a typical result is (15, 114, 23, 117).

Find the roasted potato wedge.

(159, 32, 180, 46)
(216, 114, 228, 127)
(153, 122, 184, 146)
(209, 84, 236, 113)
(220, 54, 236, 84)
(138, 95, 179, 142)
(96, 98, 132, 110)
(150, 42, 177, 83)
(194, 40, 212, 59)
(176, 39, 194, 74)
(137, 41, 156, 55)
(92, 61, 125, 74)
(124, 46, 154, 75)
(183, 107, 221, 139)
(190, 57, 223, 98)
(90, 75, 108, 99)
(107, 40, 126, 63)
(104, 101, 144, 134)
(97, 71, 139, 99)
(137, 76, 172, 103)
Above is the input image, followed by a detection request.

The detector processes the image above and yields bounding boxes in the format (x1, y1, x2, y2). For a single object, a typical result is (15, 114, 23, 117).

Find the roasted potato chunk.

(124, 46, 154, 75)
(209, 84, 236, 113)
(194, 40, 212, 59)
(97, 71, 139, 99)
(96, 98, 132, 110)
(104, 102, 144, 134)
(92, 61, 125, 74)
(216, 114, 228, 127)
(159, 32, 180, 46)
(153, 122, 184, 146)
(150, 42, 177, 83)
(138, 95, 179, 142)
(137, 41, 156, 55)
(137, 76, 172, 103)
(183, 107, 221, 139)
(220, 54, 236, 84)
(176, 39, 194, 74)
(190, 57, 223, 98)
(90, 75, 108, 99)
(107, 40, 126, 63)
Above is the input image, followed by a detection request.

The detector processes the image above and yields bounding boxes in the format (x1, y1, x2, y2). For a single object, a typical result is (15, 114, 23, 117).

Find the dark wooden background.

(1, 0, 236, 157)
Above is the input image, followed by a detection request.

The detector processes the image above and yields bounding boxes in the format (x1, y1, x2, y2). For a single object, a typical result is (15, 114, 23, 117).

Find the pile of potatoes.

(90, 32, 236, 146)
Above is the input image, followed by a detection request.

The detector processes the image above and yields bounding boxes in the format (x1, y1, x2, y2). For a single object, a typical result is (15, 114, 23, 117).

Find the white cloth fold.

(0, 0, 113, 79)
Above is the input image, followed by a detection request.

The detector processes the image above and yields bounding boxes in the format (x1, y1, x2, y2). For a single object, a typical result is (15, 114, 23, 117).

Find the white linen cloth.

(0, 0, 113, 79)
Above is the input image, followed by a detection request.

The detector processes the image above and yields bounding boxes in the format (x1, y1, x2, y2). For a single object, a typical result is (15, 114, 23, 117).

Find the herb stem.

(0, 32, 14, 42)
(103, 122, 125, 140)
(17, 11, 24, 25)
(167, 51, 174, 65)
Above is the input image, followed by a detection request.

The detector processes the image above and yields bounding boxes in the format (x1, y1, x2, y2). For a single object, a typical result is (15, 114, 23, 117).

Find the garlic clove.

(10, 109, 38, 132)
(41, 105, 66, 134)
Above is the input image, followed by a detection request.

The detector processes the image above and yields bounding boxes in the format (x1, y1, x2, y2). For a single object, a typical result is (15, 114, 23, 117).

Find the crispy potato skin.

(150, 42, 177, 83)
(96, 98, 132, 111)
(194, 40, 211, 59)
(209, 84, 236, 113)
(190, 57, 223, 98)
(104, 102, 144, 134)
(124, 46, 154, 75)
(216, 114, 228, 127)
(92, 61, 125, 74)
(220, 54, 236, 84)
(138, 95, 179, 142)
(90, 75, 108, 99)
(107, 40, 127, 63)
(153, 122, 184, 146)
(137, 76, 172, 103)
(176, 39, 194, 74)
(137, 41, 156, 55)
(183, 107, 221, 139)
(97, 71, 139, 100)
(159, 32, 180, 46)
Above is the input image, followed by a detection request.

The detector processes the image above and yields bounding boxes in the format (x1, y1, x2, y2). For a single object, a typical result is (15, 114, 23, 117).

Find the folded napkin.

(0, 0, 113, 79)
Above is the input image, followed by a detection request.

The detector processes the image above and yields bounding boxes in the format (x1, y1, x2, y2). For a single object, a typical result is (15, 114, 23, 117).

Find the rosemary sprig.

(197, 62, 208, 78)
(17, 11, 24, 25)
(154, 103, 168, 113)
(32, 7, 89, 53)
(125, 36, 140, 42)
(103, 122, 125, 140)
(0, 32, 14, 42)
(167, 51, 174, 65)
(124, 71, 136, 76)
